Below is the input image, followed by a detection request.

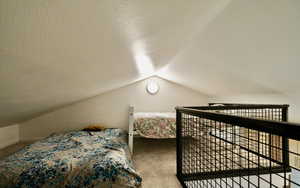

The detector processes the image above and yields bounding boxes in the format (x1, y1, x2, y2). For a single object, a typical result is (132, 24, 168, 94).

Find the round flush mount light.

(146, 80, 159, 95)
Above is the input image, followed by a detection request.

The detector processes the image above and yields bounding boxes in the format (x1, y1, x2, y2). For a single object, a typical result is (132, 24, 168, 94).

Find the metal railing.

(176, 104, 300, 188)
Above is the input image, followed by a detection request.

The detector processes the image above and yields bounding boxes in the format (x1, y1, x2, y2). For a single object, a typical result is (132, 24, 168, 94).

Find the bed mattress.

(0, 129, 142, 188)
(134, 112, 176, 138)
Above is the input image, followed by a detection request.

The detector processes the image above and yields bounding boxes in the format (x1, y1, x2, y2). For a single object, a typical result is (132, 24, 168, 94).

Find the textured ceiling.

(0, 0, 300, 126)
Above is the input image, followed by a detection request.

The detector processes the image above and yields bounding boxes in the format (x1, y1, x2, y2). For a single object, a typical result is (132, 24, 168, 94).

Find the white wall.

(20, 76, 209, 140)
(210, 92, 300, 123)
(0, 124, 19, 149)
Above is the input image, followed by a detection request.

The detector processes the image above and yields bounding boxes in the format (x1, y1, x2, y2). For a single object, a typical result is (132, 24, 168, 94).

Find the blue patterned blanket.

(0, 129, 142, 188)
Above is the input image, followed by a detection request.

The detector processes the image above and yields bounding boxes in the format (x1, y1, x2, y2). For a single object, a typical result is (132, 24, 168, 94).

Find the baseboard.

(0, 124, 19, 149)
(19, 137, 44, 143)
(0, 138, 19, 149)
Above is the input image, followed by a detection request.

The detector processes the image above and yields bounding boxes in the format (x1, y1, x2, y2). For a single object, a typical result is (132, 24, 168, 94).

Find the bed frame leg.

(129, 105, 134, 154)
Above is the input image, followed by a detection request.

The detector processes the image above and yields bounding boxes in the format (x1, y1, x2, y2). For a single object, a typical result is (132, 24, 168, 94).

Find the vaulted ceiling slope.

(0, 0, 299, 126)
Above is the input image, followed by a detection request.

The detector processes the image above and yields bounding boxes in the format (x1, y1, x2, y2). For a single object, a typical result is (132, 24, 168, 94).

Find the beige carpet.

(0, 138, 181, 188)
(133, 138, 181, 188)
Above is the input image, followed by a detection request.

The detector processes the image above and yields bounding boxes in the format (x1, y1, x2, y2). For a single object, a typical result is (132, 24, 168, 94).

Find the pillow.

(82, 124, 106, 132)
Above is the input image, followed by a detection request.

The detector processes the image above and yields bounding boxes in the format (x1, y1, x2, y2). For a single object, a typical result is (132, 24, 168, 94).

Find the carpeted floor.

(133, 138, 181, 188)
(0, 138, 181, 188)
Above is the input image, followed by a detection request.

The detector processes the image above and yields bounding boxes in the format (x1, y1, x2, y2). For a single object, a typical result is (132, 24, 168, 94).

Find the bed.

(128, 106, 176, 153)
(0, 128, 142, 188)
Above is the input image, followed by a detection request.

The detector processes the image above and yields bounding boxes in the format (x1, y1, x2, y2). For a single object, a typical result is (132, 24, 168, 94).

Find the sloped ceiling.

(158, 0, 300, 96)
(0, 0, 300, 126)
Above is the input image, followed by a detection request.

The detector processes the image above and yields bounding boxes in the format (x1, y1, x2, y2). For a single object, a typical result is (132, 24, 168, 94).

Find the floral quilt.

(134, 113, 176, 138)
(0, 129, 142, 188)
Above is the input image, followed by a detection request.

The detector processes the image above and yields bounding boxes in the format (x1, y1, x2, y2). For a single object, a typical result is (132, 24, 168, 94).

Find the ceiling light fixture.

(146, 79, 159, 95)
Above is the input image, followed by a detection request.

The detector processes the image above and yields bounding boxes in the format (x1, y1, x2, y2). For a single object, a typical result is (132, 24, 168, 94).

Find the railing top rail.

(208, 103, 290, 108)
(184, 104, 289, 111)
(176, 106, 300, 140)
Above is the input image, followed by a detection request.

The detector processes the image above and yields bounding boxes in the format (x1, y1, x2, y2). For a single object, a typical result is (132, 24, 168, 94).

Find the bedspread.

(0, 129, 142, 188)
(134, 112, 176, 138)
